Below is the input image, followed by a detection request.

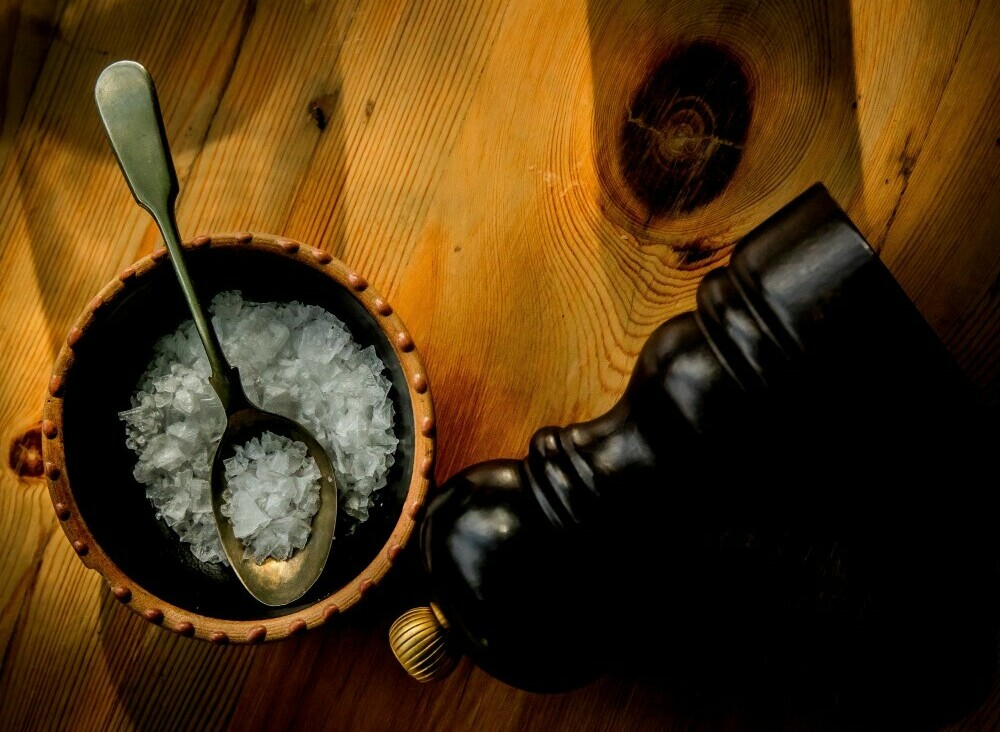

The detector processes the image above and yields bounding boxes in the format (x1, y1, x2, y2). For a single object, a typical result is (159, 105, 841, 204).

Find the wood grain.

(1, 0, 997, 730)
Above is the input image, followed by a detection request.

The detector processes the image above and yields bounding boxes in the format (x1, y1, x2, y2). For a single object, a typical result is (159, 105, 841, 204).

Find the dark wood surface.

(1, 1, 997, 729)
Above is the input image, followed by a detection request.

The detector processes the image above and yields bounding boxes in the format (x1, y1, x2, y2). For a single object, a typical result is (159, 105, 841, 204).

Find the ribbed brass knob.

(389, 604, 457, 682)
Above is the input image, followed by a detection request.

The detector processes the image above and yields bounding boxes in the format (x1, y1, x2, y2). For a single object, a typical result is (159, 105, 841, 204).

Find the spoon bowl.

(95, 59, 337, 606)
(211, 408, 337, 607)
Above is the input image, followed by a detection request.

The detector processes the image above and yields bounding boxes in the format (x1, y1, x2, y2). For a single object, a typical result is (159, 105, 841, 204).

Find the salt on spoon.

(95, 60, 337, 607)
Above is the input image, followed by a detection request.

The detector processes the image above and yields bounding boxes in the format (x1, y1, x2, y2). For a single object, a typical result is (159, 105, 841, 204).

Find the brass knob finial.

(389, 603, 457, 682)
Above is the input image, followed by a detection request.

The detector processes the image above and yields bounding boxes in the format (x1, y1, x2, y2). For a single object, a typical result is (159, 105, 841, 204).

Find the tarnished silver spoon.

(95, 60, 337, 607)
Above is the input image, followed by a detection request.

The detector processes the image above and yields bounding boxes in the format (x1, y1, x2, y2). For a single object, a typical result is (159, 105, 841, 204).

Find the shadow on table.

(96, 546, 431, 730)
(603, 528, 999, 731)
(5, 0, 350, 358)
(97, 584, 256, 730)
(580, 1, 998, 730)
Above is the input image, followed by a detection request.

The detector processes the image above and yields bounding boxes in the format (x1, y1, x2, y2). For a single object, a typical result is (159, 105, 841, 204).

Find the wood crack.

(875, 0, 982, 251)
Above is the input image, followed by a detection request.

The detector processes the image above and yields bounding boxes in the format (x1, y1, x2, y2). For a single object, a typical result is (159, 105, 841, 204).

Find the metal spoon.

(95, 60, 337, 607)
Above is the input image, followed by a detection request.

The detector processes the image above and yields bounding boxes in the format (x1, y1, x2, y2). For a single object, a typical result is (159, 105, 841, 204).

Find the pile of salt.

(221, 431, 321, 563)
(120, 291, 398, 565)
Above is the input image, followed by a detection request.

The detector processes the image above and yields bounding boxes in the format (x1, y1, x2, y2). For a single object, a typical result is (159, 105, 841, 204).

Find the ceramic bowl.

(41, 233, 433, 643)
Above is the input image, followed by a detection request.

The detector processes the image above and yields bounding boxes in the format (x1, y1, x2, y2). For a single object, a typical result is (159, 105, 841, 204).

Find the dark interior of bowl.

(62, 246, 415, 620)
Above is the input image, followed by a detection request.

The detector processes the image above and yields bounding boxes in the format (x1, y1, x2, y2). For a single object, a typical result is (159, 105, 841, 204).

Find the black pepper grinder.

(390, 185, 996, 713)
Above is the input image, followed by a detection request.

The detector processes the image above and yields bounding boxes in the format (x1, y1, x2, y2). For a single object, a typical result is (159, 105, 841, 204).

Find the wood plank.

(0, 0, 997, 730)
(0, 1, 256, 728)
(876, 0, 1000, 404)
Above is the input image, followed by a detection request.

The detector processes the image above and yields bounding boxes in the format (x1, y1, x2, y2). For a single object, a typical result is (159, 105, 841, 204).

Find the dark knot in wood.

(9, 421, 44, 480)
(620, 41, 752, 217)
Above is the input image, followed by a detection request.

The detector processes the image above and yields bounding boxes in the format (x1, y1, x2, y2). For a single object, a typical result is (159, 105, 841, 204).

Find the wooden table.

(2, 1, 998, 729)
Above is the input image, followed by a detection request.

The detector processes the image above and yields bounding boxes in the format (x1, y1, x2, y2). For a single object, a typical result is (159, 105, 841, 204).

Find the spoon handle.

(95, 60, 245, 411)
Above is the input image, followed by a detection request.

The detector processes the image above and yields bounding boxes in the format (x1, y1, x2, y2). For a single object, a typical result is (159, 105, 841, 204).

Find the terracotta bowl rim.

(40, 232, 434, 644)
